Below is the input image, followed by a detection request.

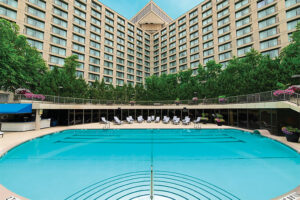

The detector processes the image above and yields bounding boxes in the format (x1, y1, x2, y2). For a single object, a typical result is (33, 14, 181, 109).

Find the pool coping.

(0, 123, 299, 199)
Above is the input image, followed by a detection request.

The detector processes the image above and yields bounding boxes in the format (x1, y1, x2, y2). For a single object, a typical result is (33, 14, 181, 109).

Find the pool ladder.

(194, 123, 201, 129)
(103, 123, 110, 129)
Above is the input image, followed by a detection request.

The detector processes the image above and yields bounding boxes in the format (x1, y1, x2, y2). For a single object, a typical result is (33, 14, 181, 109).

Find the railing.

(0, 93, 9, 103)
(12, 90, 300, 107)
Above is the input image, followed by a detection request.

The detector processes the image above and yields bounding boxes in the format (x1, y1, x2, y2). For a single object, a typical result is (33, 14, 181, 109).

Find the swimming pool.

(0, 129, 299, 200)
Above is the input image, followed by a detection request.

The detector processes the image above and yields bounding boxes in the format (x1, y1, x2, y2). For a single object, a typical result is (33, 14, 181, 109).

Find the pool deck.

(0, 122, 299, 200)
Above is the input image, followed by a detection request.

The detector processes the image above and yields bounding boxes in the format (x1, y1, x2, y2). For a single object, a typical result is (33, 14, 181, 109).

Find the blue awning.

(0, 104, 32, 114)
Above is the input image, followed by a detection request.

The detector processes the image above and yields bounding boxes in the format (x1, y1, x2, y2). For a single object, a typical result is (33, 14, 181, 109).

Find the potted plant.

(282, 127, 300, 143)
(175, 98, 180, 106)
(219, 96, 227, 103)
(129, 100, 136, 106)
(215, 117, 225, 126)
(201, 113, 208, 124)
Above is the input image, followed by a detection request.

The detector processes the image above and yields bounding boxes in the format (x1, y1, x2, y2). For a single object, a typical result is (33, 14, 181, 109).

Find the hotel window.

(179, 31, 186, 38)
(236, 16, 250, 28)
(0, 6, 17, 19)
(260, 38, 278, 49)
(104, 46, 113, 54)
(218, 25, 230, 35)
(179, 64, 187, 71)
(203, 32, 213, 41)
(178, 17, 186, 24)
(169, 36, 176, 43)
(190, 9, 198, 18)
(52, 26, 67, 37)
(116, 72, 124, 78)
(236, 0, 249, 10)
(191, 61, 200, 68)
(75, 0, 86, 10)
(117, 58, 124, 64)
(104, 69, 113, 76)
(76, 71, 84, 78)
(105, 9, 114, 18)
(128, 23, 134, 30)
(127, 48, 134, 55)
(28, 0, 45, 9)
(286, 7, 300, 19)
(179, 44, 187, 50)
(51, 45, 66, 56)
(26, 27, 44, 39)
(259, 27, 277, 39)
(105, 31, 114, 40)
(77, 63, 84, 70)
(161, 29, 167, 35)
(190, 31, 199, 39)
(203, 56, 214, 65)
(50, 55, 64, 65)
(202, 1, 211, 10)
(90, 33, 100, 42)
(27, 39, 43, 50)
(117, 51, 124, 58)
(190, 17, 198, 25)
(262, 48, 279, 58)
(92, 1, 101, 11)
(117, 44, 124, 51)
(136, 70, 143, 76)
(218, 42, 231, 52)
(169, 48, 175, 55)
(202, 25, 213, 34)
(104, 24, 113, 32)
(0, 0, 18, 8)
(179, 51, 186, 57)
(217, 0, 228, 10)
(219, 51, 231, 61)
(127, 74, 134, 80)
(117, 65, 124, 71)
(203, 48, 213, 57)
(74, 17, 86, 27)
(237, 45, 252, 56)
(190, 53, 199, 61)
(73, 25, 85, 35)
(52, 36, 66, 46)
(203, 17, 212, 26)
(73, 43, 85, 52)
(72, 52, 84, 61)
(170, 68, 177, 74)
(161, 34, 167, 41)
(127, 67, 134, 73)
(104, 53, 113, 61)
(235, 7, 250, 18)
(53, 17, 67, 28)
(53, 0, 68, 10)
(105, 17, 114, 25)
(28, 6, 45, 18)
(117, 17, 125, 25)
(104, 61, 113, 68)
(169, 61, 176, 67)
(117, 24, 125, 31)
(203, 40, 213, 49)
(89, 73, 99, 81)
(190, 38, 199, 46)
(236, 26, 251, 37)
(104, 76, 112, 83)
(178, 23, 186, 31)
(27, 17, 45, 29)
(89, 57, 99, 65)
(128, 55, 134, 61)
(91, 9, 101, 18)
(91, 17, 101, 26)
(202, 9, 212, 18)
(90, 49, 100, 57)
(89, 65, 100, 73)
(218, 16, 229, 27)
(217, 8, 229, 18)
(117, 37, 125, 44)
(257, 0, 275, 9)
(287, 19, 300, 30)
(53, 7, 67, 19)
(258, 6, 275, 19)
(190, 24, 198, 32)
(259, 16, 276, 29)
(169, 23, 176, 30)
(218, 34, 230, 43)
(237, 35, 252, 46)
(285, 0, 300, 7)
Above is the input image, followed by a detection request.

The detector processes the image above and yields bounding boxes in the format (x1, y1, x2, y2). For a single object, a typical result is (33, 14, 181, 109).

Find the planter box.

(286, 134, 299, 143)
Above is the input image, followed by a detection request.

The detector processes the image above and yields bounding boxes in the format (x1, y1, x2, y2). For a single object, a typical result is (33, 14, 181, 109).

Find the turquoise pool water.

(0, 129, 299, 200)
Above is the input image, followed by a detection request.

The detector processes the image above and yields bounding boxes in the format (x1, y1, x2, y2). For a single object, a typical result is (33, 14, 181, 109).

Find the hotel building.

(0, 0, 299, 85)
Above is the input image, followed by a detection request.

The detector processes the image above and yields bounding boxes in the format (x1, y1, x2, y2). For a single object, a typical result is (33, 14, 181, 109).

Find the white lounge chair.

(6, 197, 21, 200)
(126, 117, 133, 124)
(151, 116, 155, 121)
(163, 116, 170, 124)
(155, 117, 160, 123)
(172, 116, 178, 123)
(114, 116, 123, 125)
(137, 116, 144, 123)
(194, 117, 201, 124)
(128, 116, 134, 122)
(183, 117, 190, 125)
(101, 117, 110, 124)
(147, 116, 152, 123)
(173, 118, 180, 125)
(0, 131, 3, 138)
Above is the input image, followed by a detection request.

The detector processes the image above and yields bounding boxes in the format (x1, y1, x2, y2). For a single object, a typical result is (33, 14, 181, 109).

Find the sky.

(98, 0, 203, 20)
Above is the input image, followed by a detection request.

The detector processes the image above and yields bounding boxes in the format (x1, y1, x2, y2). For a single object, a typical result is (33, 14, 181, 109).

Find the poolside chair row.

(101, 115, 207, 126)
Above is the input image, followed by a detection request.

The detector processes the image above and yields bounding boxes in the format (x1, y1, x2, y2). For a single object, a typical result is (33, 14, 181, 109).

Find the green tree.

(0, 19, 46, 92)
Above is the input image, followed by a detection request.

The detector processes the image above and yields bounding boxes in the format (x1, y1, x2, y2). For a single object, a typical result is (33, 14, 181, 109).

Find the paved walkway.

(0, 122, 299, 200)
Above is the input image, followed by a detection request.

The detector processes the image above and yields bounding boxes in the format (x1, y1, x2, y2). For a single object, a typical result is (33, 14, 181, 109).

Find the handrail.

(12, 90, 300, 106)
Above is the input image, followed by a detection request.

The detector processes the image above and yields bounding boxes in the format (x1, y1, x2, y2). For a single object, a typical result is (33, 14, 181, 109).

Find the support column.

(35, 109, 41, 130)
(73, 109, 76, 125)
(82, 110, 85, 124)
(91, 110, 93, 123)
